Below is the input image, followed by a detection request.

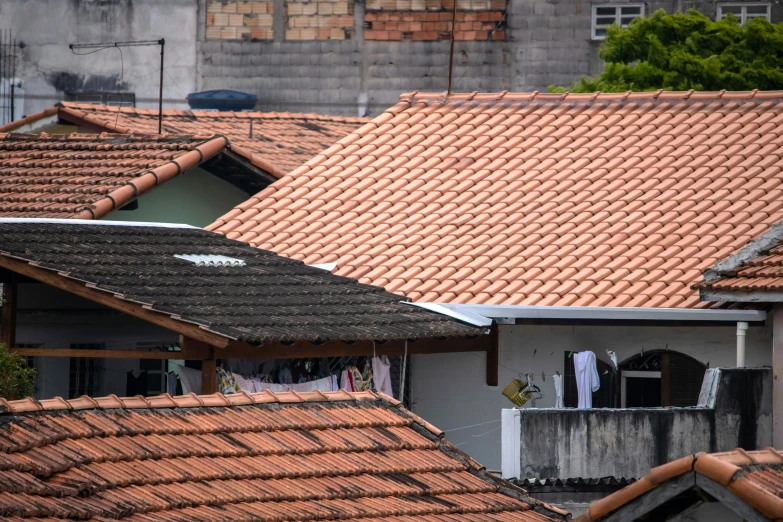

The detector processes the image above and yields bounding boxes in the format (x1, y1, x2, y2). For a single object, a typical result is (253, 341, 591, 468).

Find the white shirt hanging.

(552, 374, 564, 408)
(573, 351, 600, 408)
(372, 356, 393, 397)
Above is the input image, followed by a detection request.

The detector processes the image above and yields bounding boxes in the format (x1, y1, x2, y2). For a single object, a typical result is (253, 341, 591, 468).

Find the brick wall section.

(365, 11, 504, 41)
(286, 0, 353, 39)
(207, 0, 274, 40)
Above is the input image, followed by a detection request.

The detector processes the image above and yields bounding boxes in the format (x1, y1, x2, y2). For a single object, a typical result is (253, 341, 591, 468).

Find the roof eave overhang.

(436, 303, 767, 323)
(699, 288, 783, 304)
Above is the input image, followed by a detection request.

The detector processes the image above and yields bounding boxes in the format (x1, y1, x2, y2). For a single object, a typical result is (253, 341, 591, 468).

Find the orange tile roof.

(208, 90, 783, 309)
(0, 390, 567, 521)
(0, 132, 227, 218)
(577, 448, 783, 521)
(4, 102, 369, 178)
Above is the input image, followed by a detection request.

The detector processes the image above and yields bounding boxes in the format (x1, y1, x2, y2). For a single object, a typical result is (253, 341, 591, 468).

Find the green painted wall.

(102, 167, 251, 228)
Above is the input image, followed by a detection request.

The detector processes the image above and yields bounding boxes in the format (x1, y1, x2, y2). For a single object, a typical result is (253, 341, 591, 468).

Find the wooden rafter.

(0, 255, 231, 348)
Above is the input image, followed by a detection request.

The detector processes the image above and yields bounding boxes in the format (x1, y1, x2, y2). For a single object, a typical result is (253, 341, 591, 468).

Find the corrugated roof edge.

(398, 89, 783, 103)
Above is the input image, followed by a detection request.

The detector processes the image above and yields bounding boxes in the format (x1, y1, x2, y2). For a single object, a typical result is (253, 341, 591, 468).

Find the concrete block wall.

(197, 0, 783, 116)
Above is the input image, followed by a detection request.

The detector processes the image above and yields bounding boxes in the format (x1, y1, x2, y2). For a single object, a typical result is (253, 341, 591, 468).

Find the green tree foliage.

(0, 344, 36, 400)
(550, 9, 783, 92)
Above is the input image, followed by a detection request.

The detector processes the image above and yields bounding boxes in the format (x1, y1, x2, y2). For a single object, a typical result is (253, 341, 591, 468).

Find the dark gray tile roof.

(0, 221, 481, 343)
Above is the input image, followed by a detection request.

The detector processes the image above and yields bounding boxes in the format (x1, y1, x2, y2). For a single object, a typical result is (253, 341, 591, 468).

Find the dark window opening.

(69, 343, 104, 399)
(625, 376, 661, 407)
(65, 91, 136, 107)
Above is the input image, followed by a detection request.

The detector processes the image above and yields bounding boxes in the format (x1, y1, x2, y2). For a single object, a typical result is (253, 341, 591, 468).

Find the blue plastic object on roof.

(185, 89, 258, 111)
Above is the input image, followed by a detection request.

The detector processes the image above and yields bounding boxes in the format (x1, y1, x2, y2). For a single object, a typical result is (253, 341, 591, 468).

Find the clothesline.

(168, 356, 397, 400)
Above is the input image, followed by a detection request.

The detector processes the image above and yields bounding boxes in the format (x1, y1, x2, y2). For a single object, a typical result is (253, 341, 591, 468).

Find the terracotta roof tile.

(0, 391, 565, 521)
(578, 449, 783, 521)
(2, 103, 367, 179)
(208, 91, 783, 308)
(0, 132, 227, 218)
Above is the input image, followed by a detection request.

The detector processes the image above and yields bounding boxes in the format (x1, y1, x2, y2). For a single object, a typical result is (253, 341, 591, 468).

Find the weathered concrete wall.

(504, 367, 771, 480)
(1, 0, 197, 116)
(411, 322, 771, 472)
(516, 407, 715, 479)
(7, 0, 783, 120)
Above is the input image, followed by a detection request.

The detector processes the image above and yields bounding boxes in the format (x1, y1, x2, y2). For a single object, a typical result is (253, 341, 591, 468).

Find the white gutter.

(436, 304, 767, 323)
(402, 302, 494, 327)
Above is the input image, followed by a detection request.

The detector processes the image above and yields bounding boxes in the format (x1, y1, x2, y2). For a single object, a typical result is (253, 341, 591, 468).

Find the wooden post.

(202, 354, 217, 394)
(181, 335, 217, 394)
(1, 274, 17, 349)
(486, 324, 499, 386)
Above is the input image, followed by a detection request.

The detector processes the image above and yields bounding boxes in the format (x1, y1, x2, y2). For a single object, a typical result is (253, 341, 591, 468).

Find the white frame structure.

(716, 3, 771, 23)
(620, 370, 661, 408)
(591, 4, 645, 39)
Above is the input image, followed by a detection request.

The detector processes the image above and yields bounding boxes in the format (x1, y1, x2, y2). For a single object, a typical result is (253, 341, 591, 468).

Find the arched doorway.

(619, 350, 707, 408)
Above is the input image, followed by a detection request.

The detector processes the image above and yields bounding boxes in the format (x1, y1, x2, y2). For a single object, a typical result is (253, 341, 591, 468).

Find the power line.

(454, 8, 508, 88)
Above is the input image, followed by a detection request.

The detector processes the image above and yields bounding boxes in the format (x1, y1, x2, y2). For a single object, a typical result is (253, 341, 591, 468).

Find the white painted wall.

(411, 322, 772, 471)
(0, 0, 197, 117)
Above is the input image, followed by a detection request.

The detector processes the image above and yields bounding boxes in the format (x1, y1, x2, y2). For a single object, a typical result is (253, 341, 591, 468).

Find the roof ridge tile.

(2, 389, 383, 414)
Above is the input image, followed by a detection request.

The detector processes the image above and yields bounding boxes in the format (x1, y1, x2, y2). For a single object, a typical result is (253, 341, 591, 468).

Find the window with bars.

(136, 342, 174, 396)
(717, 3, 770, 23)
(591, 4, 644, 39)
(69, 343, 104, 399)
(18, 343, 43, 394)
(65, 92, 136, 107)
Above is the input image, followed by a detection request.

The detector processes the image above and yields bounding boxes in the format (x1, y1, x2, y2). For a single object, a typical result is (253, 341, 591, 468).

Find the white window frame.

(591, 3, 645, 40)
(620, 370, 661, 408)
(716, 3, 771, 23)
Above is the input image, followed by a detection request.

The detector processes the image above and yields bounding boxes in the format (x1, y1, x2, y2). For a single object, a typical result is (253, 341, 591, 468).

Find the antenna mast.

(69, 39, 166, 134)
(447, 0, 458, 95)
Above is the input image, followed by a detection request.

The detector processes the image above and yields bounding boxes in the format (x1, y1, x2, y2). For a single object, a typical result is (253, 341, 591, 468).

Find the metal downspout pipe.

(737, 321, 749, 367)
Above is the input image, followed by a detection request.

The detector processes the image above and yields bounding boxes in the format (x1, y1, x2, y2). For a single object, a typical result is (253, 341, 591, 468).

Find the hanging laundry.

(175, 365, 202, 395)
(291, 375, 337, 393)
(166, 372, 178, 396)
(371, 356, 393, 397)
(341, 369, 354, 391)
(573, 351, 600, 408)
(552, 373, 564, 409)
(255, 382, 294, 392)
(278, 367, 293, 385)
(350, 363, 373, 392)
(232, 372, 257, 394)
(218, 368, 241, 395)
